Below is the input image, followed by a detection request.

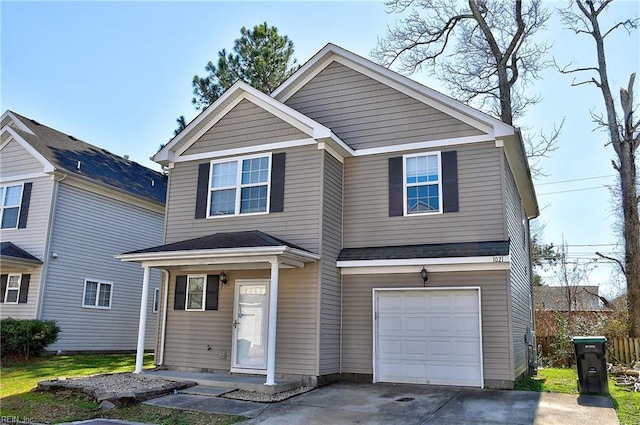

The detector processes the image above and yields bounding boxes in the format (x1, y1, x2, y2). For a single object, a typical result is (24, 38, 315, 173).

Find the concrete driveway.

(241, 382, 618, 425)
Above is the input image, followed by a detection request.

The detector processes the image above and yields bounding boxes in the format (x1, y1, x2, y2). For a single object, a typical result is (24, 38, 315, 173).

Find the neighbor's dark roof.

(338, 240, 510, 261)
(124, 230, 310, 255)
(0, 242, 43, 264)
(9, 111, 167, 204)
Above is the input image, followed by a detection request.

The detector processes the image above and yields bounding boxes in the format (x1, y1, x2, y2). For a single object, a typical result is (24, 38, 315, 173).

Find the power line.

(537, 186, 608, 195)
(536, 174, 614, 186)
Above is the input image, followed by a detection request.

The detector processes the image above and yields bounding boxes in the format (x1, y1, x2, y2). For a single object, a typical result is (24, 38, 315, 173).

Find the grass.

(515, 367, 640, 425)
(0, 353, 241, 424)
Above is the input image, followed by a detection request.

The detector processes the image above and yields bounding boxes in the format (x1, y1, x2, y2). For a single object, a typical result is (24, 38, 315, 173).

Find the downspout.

(158, 269, 169, 366)
(36, 172, 66, 319)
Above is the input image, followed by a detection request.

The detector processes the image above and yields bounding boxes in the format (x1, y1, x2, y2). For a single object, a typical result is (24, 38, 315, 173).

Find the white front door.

(232, 279, 270, 371)
(374, 288, 483, 387)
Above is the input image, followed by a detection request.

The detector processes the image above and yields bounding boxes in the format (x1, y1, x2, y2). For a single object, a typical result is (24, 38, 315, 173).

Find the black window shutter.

(388, 157, 403, 217)
(0, 274, 7, 303)
(195, 163, 210, 219)
(174, 275, 187, 310)
(205, 275, 219, 311)
(18, 274, 30, 303)
(18, 182, 33, 229)
(442, 151, 459, 213)
(270, 153, 286, 213)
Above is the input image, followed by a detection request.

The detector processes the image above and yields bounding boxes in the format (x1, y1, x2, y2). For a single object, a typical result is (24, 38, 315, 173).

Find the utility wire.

(537, 186, 608, 195)
(536, 174, 614, 186)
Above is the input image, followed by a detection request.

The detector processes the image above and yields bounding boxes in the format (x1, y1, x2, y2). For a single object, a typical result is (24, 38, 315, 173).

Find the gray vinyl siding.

(505, 158, 533, 379)
(182, 99, 309, 156)
(162, 266, 318, 375)
(284, 62, 483, 150)
(341, 271, 512, 384)
(41, 183, 163, 351)
(165, 145, 322, 252)
(0, 139, 43, 177)
(318, 153, 343, 375)
(343, 141, 505, 248)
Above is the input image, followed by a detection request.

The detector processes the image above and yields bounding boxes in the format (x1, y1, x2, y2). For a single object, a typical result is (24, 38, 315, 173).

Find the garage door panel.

(376, 289, 482, 387)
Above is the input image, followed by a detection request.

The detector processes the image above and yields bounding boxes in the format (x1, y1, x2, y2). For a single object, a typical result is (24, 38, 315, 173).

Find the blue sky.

(2, 1, 638, 296)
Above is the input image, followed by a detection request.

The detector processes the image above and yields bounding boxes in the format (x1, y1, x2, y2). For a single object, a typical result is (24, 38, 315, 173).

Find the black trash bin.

(572, 336, 608, 395)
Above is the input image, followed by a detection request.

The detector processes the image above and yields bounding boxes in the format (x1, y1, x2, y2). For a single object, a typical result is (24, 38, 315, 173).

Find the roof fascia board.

(117, 246, 319, 263)
(60, 172, 165, 214)
(1, 111, 36, 135)
(337, 255, 511, 268)
(1, 126, 55, 173)
(502, 131, 539, 218)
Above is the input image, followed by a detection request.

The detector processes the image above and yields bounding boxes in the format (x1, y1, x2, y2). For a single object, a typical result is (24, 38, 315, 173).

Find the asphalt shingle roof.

(337, 240, 510, 261)
(124, 230, 309, 255)
(0, 241, 42, 263)
(9, 111, 167, 204)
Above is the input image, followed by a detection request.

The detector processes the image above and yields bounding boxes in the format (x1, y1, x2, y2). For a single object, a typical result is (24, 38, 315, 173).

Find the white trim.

(185, 274, 207, 311)
(265, 261, 279, 385)
(134, 266, 150, 374)
(3, 273, 22, 304)
(402, 151, 443, 216)
(495, 139, 504, 148)
(158, 270, 169, 366)
(0, 111, 36, 135)
(317, 142, 344, 163)
(207, 153, 272, 218)
(81, 278, 113, 309)
(232, 278, 270, 373)
(117, 246, 320, 263)
(337, 255, 510, 269)
(354, 134, 495, 157)
(1, 126, 55, 173)
(340, 262, 511, 275)
(176, 138, 316, 164)
(372, 287, 484, 388)
(0, 172, 49, 184)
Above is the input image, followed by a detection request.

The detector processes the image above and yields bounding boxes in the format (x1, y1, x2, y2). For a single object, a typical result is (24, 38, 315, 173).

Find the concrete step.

(180, 385, 234, 396)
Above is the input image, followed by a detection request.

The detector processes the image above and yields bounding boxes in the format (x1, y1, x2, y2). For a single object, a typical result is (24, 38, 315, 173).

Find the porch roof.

(116, 230, 320, 269)
(0, 242, 43, 270)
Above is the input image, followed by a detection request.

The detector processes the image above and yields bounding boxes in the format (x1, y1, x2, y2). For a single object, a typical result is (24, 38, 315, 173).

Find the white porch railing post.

(134, 266, 151, 374)
(265, 260, 280, 386)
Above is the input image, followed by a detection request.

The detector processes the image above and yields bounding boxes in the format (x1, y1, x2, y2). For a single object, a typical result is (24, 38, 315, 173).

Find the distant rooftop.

(534, 285, 604, 311)
(6, 111, 167, 205)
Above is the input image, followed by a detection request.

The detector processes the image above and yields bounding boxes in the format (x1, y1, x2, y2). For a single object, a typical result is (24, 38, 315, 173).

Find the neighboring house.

(119, 44, 538, 389)
(0, 111, 166, 352)
(534, 285, 605, 311)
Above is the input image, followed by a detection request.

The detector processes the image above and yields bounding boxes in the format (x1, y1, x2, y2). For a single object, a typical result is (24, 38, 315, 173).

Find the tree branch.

(596, 251, 625, 274)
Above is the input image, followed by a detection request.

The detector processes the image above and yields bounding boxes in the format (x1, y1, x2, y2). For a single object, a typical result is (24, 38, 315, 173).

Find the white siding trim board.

(1, 111, 36, 135)
(337, 255, 511, 269)
(0, 172, 50, 184)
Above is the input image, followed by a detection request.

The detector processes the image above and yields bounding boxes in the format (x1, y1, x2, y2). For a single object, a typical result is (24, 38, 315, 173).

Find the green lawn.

(516, 368, 640, 425)
(0, 353, 241, 425)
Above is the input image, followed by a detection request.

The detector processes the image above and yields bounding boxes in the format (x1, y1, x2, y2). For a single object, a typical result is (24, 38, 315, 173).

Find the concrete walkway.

(61, 382, 619, 425)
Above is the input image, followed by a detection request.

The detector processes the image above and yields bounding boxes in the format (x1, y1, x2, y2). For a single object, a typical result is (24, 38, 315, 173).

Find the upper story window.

(403, 152, 442, 215)
(83, 279, 113, 309)
(0, 185, 23, 229)
(208, 154, 271, 217)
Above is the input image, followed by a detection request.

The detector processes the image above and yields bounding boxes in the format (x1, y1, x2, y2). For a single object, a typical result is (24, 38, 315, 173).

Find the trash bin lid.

(572, 336, 607, 343)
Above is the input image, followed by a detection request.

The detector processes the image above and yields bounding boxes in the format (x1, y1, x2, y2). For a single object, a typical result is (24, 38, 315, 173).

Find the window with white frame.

(404, 152, 442, 215)
(209, 154, 271, 217)
(82, 279, 113, 309)
(4, 274, 21, 303)
(153, 288, 159, 313)
(186, 275, 205, 311)
(0, 185, 23, 229)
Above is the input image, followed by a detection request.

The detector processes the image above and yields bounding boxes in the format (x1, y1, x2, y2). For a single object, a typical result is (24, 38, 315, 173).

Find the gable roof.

(1, 111, 167, 205)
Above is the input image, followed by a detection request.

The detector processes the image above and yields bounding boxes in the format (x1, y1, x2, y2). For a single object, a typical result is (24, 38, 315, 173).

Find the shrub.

(0, 318, 60, 360)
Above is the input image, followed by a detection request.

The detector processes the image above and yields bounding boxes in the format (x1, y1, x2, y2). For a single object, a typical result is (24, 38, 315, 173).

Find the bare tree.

(558, 0, 639, 336)
(372, 0, 560, 176)
(554, 240, 598, 313)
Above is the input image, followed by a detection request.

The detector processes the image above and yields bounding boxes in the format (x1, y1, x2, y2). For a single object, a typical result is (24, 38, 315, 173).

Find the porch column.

(134, 266, 151, 374)
(265, 260, 280, 386)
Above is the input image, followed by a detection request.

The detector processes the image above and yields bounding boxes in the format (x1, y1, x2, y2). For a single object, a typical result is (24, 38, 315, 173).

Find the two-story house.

(0, 110, 166, 352)
(119, 44, 538, 389)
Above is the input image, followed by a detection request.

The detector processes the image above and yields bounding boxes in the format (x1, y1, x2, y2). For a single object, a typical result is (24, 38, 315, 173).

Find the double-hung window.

(186, 275, 205, 311)
(209, 154, 271, 217)
(404, 152, 442, 215)
(0, 185, 23, 229)
(83, 279, 113, 309)
(4, 274, 21, 304)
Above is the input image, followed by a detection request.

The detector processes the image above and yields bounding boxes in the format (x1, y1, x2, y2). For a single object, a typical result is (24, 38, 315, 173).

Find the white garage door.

(375, 288, 482, 387)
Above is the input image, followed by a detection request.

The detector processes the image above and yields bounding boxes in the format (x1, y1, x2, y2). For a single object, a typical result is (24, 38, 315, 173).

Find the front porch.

(143, 369, 302, 394)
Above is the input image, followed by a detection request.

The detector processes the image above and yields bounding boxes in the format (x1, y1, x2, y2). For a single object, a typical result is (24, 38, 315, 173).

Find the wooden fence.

(537, 336, 640, 365)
